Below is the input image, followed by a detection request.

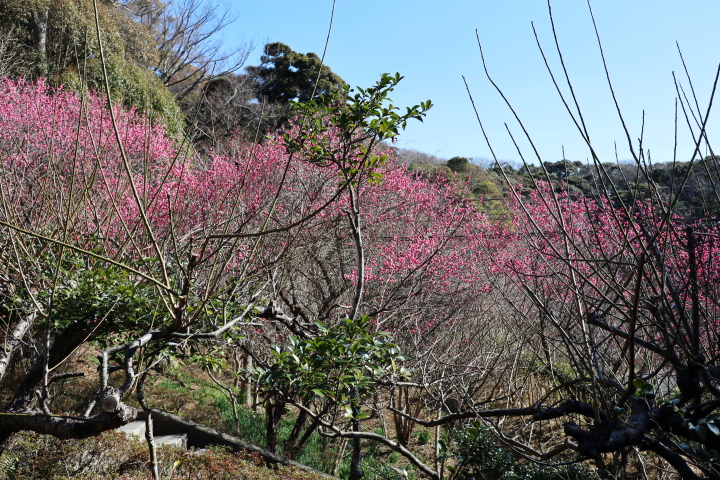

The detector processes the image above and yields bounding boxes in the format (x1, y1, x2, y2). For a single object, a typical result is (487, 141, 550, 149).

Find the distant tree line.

(398, 151, 720, 222)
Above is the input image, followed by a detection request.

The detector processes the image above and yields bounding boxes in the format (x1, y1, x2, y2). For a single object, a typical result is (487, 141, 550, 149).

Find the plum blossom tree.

(0, 69, 517, 479)
(405, 4, 720, 479)
(0, 71, 436, 473)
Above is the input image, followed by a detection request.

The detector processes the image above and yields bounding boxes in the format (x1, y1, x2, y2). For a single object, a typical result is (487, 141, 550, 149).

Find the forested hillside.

(1, 2, 720, 480)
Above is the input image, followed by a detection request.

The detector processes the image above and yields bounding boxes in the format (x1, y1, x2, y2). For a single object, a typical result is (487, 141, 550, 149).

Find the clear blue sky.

(225, 1, 720, 165)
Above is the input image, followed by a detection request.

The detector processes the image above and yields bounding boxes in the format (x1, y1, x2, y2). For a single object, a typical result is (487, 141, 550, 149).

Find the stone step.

(116, 420, 146, 437)
(116, 422, 187, 450)
(154, 434, 187, 450)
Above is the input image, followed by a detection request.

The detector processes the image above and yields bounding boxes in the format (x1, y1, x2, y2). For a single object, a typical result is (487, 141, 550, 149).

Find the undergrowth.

(0, 431, 327, 480)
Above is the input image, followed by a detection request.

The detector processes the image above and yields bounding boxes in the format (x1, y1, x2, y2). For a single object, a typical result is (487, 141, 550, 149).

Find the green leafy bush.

(257, 316, 408, 419)
(441, 421, 597, 480)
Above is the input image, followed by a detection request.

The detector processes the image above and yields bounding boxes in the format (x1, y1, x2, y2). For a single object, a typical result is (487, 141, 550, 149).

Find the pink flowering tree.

(247, 80, 526, 479)
(414, 11, 720, 479)
(380, 162, 720, 480)
(0, 72, 435, 462)
(451, 176, 720, 479)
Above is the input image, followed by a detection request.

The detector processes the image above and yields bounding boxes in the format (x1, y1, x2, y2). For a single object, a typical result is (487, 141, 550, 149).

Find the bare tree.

(120, 0, 253, 100)
(185, 73, 290, 148)
(0, 26, 28, 79)
(417, 2, 720, 479)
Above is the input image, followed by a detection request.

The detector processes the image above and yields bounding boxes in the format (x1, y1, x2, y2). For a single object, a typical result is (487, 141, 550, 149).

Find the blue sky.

(226, 1, 720, 165)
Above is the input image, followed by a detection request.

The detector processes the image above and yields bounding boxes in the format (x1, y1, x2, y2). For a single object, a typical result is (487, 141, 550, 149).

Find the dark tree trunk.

(265, 399, 285, 453)
(349, 417, 363, 480)
(349, 394, 364, 480)
(0, 398, 136, 444)
(283, 408, 307, 460)
(5, 326, 89, 412)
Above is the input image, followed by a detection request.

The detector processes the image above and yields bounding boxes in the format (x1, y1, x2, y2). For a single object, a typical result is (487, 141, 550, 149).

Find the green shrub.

(413, 427, 431, 446)
(441, 421, 597, 480)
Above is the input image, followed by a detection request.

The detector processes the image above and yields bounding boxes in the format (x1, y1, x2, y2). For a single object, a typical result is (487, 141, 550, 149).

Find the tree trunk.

(349, 395, 364, 480)
(0, 398, 136, 443)
(349, 417, 363, 480)
(144, 411, 160, 480)
(32, 7, 49, 76)
(0, 312, 36, 382)
(265, 399, 284, 453)
(244, 355, 253, 408)
(283, 408, 307, 460)
(5, 327, 88, 412)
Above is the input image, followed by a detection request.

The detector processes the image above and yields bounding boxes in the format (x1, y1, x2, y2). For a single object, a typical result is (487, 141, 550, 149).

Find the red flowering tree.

(0, 73, 435, 454)
(407, 13, 720, 478)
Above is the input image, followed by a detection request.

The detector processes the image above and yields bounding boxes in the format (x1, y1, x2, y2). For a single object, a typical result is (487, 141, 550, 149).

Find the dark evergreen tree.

(247, 42, 345, 104)
(447, 156, 469, 173)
